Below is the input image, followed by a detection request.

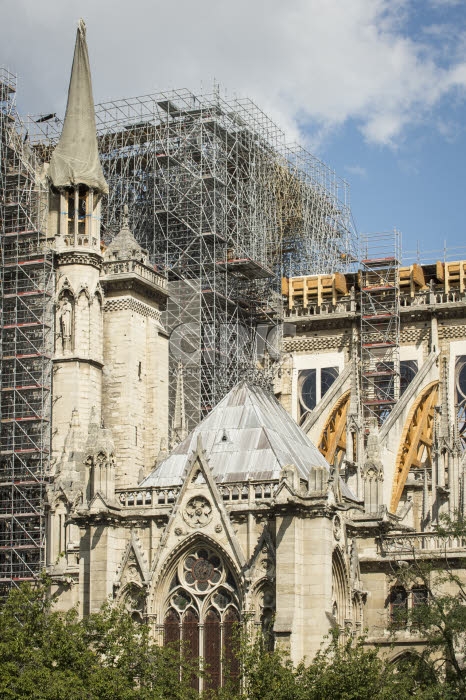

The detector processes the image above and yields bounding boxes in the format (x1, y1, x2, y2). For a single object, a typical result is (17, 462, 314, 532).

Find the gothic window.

(299, 366, 339, 422)
(299, 369, 317, 414)
(411, 586, 428, 629)
(400, 360, 418, 395)
(321, 367, 339, 397)
(374, 360, 418, 402)
(412, 586, 428, 608)
(204, 608, 221, 691)
(456, 356, 466, 450)
(164, 608, 180, 645)
(389, 586, 408, 627)
(163, 546, 240, 692)
(389, 585, 427, 629)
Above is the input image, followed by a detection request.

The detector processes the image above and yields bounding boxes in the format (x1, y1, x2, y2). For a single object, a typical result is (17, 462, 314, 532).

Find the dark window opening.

(390, 586, 408, 627)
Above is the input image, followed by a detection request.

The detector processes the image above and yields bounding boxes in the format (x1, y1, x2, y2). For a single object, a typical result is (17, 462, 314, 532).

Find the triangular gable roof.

(142, 381, 334, 488)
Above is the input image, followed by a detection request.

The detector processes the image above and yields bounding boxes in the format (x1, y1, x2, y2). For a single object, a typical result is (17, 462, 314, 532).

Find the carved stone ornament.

(183, 496, 213, 528)
(333, 515, 342, 541)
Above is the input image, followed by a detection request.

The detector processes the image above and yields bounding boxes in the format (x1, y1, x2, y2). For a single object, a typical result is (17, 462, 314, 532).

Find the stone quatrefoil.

(182, 496, 213, 528)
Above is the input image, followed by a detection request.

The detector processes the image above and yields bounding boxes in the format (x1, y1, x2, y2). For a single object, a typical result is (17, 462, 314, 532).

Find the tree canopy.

(2, 531, 466, 700)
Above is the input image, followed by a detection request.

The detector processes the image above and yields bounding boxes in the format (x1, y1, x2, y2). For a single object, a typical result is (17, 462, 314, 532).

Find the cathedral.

(2, 21, 466, 692)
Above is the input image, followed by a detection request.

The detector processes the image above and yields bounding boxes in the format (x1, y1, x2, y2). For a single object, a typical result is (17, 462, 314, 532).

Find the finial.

(122, 204, 129, 230)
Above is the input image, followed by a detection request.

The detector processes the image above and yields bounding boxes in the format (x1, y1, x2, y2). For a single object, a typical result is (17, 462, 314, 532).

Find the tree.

(0, 578, 197, 700)
(0, 574, 457, 700)
(386, 513, 466, 699)
(217, 630, 442, 700)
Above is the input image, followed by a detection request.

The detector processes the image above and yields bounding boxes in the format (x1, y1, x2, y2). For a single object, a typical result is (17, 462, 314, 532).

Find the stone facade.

(42, 21, 466, 693)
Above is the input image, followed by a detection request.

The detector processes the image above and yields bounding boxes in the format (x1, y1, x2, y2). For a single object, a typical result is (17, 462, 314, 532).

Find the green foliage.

(0, 578, 196, 700)
(218, 632, 445, 700)
(387, 513, 466, 698)
(1, 566, 465, 700)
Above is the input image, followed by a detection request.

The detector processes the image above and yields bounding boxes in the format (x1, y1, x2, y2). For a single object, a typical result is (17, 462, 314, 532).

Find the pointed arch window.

(162, 546, 240, 692)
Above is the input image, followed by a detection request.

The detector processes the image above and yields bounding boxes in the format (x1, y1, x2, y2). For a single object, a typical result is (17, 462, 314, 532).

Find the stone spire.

(49, 19, 108, 194)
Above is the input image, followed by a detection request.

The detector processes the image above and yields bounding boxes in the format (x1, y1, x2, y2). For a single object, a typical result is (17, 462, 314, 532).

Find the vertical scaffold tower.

(92, 90, 283, 431)
(360, 230, 401, 430)
(0, 68, 53, 592)
(89, 90, 355, 434)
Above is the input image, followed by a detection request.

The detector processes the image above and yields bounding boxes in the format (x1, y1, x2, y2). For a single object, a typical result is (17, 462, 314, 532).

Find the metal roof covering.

(142, 381, 356, 501)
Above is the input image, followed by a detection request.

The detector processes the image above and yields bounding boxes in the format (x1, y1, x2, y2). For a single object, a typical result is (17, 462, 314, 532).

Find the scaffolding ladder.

(360, 231, 401, 430)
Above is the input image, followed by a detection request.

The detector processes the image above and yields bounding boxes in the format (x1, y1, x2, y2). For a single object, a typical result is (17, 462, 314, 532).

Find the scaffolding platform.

(216, 257, 274, 280)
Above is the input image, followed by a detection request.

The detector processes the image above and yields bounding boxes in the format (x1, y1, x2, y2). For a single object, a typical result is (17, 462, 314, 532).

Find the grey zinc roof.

(142, 381, 345, 491)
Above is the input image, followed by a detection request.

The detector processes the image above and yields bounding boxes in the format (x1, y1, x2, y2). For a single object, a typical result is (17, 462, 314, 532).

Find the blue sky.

(1, 0, 465, 261)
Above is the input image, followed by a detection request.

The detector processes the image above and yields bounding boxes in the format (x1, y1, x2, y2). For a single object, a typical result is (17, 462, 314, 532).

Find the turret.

(49, 20, 107, 469)
(101, 206, 169, 487)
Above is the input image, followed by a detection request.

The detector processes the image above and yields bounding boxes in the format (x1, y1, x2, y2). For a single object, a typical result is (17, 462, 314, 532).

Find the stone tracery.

(161, 544, 241, 691)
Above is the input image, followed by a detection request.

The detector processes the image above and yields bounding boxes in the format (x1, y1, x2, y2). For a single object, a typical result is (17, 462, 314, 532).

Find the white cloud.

(345, 165, 367, 178)
(1, 0, 466, 147)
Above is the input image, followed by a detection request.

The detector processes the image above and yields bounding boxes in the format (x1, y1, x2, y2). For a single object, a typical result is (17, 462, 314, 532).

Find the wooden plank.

(399, 267, 412, 281)
(435, 261, 444, 282)
(412, 263, 425, 288)
(334, 272, 347, 295)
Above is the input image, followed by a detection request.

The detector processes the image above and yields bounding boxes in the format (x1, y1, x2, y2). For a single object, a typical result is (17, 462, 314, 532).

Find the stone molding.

(439, 324, 466, 340)
(103, 297, 162, 322)
(283, 335, 350, 352)
(400, 327, 429, 344)
(56, 251, 103, 270)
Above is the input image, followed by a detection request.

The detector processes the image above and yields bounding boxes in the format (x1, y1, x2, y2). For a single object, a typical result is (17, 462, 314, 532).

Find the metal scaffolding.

(360, 231, 401, 430)
(0, 68, 53, 591)
(94, 90, 356, 433)
(30, 86, 356, 436)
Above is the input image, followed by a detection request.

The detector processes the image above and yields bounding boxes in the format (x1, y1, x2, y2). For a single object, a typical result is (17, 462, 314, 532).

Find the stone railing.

(378, 533, 466, 555)
(116, 480, 278, 509)
(283, 297, 355, 319)
(116, 486, 180, 507)
(218, 480, 278, 503)
(102, 259, 167, 290)
(400, 289, 466, 308)
(283, 288, 466, 320)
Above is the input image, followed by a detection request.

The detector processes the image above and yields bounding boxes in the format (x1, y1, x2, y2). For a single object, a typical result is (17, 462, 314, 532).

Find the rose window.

(183, 548, 222, 593)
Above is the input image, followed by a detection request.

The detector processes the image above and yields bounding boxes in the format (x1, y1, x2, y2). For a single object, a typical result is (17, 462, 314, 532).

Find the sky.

(1, 0, 466, 261)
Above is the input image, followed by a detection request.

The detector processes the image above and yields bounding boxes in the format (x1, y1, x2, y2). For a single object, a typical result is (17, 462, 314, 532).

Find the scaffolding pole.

(0, 68, 53, 592)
